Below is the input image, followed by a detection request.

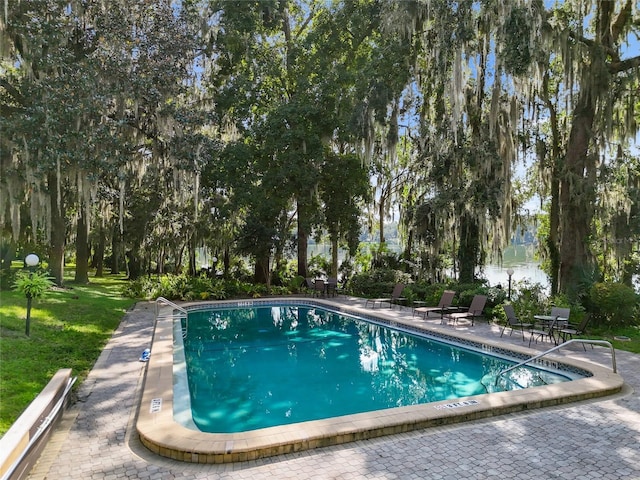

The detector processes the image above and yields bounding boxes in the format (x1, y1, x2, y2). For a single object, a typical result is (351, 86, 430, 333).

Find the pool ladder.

(155, 297, 188, 337)
(494, 339, 617, 388)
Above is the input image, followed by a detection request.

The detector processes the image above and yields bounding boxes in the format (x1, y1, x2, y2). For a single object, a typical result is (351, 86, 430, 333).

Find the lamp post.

(506, 268, 514, 300)
(24, 254, 40, 337)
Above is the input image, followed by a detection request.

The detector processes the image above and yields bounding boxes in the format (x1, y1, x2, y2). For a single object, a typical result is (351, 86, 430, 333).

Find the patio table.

(533, 314, 569, 345)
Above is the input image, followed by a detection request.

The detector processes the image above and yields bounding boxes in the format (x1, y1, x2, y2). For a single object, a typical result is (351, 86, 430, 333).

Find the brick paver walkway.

(28, 300, 640, 479)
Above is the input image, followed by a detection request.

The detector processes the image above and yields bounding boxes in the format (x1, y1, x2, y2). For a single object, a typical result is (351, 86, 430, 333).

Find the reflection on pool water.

(178, 304, 572, 433)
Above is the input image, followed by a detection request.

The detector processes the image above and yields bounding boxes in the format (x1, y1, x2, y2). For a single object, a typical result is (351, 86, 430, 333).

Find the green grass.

(0, 272, 135, 436)
(587, 325, 640, 354)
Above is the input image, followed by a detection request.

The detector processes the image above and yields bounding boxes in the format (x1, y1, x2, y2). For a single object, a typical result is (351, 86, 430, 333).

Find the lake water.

(480, 245, 549, 289)
(308, 244, 549, 289)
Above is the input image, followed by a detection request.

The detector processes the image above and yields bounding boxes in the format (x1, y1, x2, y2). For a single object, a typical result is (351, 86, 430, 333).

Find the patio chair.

(558, 314, 591, 350)
(528, 315, 559, 347)
(365, 283, 406, 309)
(500, 304, 533, 341)
(445, 294, 487, 326)
(335, 278, 348, 297)
(304, 278, 315, 296)
(413, 290, 456, 319)
(550, 306, 571, 328)
(313, 279, 326, 297)
(326, 277, 338, 297)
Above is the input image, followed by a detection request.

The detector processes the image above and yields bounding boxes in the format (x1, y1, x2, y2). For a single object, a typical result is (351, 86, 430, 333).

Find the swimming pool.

(137, 298, 624, 463)
(179, 304, 572, 433)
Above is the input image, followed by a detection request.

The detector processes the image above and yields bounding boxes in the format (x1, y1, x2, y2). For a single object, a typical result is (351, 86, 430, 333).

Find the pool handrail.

(155, 297, 188, 336)
(494, 339, 617, 387)
(155, 296, 187, 316)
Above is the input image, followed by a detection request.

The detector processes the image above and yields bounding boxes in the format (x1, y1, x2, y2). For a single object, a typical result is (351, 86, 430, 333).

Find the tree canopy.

(1, 0, 639, 297)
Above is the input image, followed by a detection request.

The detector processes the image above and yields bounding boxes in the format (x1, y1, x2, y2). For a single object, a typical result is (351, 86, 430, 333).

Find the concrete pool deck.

(28, 296, 640, 479)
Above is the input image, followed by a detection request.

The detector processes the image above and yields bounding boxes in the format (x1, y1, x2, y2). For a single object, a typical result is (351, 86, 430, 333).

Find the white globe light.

(25, 254, 40, 267)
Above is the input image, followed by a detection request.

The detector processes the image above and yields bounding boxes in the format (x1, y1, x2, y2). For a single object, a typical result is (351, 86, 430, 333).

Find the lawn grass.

(0, 271, 135, 436)
(588, 324, 640, 354)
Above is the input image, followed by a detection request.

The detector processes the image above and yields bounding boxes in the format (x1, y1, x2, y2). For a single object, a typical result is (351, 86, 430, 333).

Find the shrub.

(121, 274, 301, 301)
(268, 285, 291, 296)
(588, 282, 639, 328)
(209, 281, 227, 300)
(454, 283, 506, 320)
(271, 260, 297, 286)
(121, 277, 153, 299)
(184, 274, 214, 300)
(289, 275, 306, 293)
(510, 279, 548, 322)
(405, 282, 451, 305)
(348, 268, 412, 298)
(12, 270, 53, 299)
(308, 254, 330, 278)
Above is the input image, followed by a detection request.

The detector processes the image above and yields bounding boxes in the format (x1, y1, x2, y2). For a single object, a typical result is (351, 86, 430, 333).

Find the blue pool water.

(179, 304, 572, 433)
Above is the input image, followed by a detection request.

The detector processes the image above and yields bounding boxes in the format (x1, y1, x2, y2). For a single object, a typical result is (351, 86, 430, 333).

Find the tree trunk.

(110, 223, 121, 274)
(548, 124, 561, 296)
(254, 255, 270, 285)
(1, 240, 16, 272)
(297, 200, 309, 278)
(558, 94, 597, 295)
(542, 73, 562, 296)
(74, 206, 90, 284)
(157, 245, 165, 274)
(457, 214, 479, 283)
(378, 196, 386, 244)
(176, 244, 185, 273)
(331, 234, 339, 277)
(126, 248, 142, 280)
(556, 2, 632, 295)
(93, 224, 105, 277)
(223, 245, 230, 278)
(403, 227, 414, 275)
(188, 234, 197, 276)
(48, 171, 65, 286)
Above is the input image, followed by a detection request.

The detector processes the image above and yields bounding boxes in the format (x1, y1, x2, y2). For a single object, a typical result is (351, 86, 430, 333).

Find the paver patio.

(27, 298, 640, 480)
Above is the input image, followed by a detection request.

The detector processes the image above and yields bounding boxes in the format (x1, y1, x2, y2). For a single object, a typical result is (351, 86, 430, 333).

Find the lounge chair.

(500, 304, 533, 340)
(413, 290, 456, 319)
(365, 283, 406, 309)
(445, 294, 487, 326)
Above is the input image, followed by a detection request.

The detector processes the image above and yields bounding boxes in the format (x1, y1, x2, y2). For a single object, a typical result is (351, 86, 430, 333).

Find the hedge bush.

(121, 273, 295, 301)
(588, 282, 639, 328)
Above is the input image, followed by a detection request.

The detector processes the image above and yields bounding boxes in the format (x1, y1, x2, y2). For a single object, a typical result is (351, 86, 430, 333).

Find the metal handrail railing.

(155, 296, 187, 316)
(155, 297, 188, 337)
(494, 339, 617, 387)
